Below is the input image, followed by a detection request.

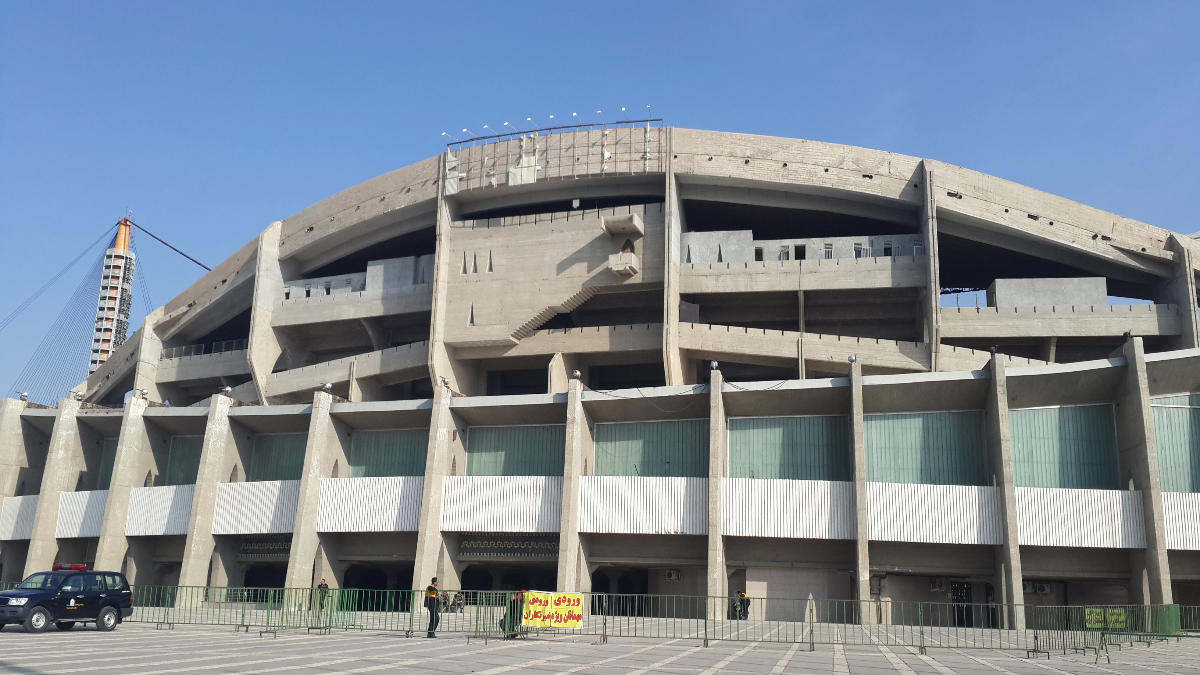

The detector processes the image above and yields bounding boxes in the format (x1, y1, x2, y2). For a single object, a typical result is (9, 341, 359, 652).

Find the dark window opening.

(462, 197, 663, 221)
(794, 245, 806, 260)
(683, 200, 914, 239)
(587, 363, 666, 390)
(753, 247, 763, 262)
(306, 226, 435, 278)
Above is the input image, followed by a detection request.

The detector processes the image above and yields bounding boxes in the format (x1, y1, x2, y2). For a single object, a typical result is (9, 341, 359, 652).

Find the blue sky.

(1, 1, 1198, 395)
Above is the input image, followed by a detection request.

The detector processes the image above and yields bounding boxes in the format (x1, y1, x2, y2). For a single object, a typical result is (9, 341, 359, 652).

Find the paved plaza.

(0, 623, 1197, 675)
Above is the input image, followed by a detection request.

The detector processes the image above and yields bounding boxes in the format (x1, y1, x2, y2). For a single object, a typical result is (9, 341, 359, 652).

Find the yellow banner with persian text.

(521, 591, 584, 628)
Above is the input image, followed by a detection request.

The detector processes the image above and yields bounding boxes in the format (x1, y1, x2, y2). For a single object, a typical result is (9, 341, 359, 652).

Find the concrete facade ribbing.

(4, 128, 1200, 621)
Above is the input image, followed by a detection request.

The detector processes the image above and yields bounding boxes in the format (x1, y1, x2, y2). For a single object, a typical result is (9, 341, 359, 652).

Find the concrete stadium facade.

(3, 126, 1200, 628)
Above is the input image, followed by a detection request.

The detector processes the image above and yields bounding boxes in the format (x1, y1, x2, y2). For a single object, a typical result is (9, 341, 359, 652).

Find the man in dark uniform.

(424, 577, 440, 637)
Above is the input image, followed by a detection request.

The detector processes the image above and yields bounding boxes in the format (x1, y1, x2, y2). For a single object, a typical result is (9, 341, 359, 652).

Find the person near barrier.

(424, 578, 440, 638)
(728, 591, 751, 620)
(501, 591, 523, 639)
(316, 579, 330, 615)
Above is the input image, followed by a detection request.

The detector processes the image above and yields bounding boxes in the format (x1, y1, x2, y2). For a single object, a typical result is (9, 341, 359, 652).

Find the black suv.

(0, 566, 133, 632)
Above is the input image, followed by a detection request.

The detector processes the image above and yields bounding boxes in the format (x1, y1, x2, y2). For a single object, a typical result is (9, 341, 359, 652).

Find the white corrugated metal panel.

(867, 482, 1001, 545)
(211, 480, 300, 535)
(580, 476, 708, 535)
(125, 485, 195, 536)
(1163, 492, 1200, 550)
(441, 476, 562, 533)
(0, 495, 38, 540)
(317, 476, 424, 532)
(1015, 487, 1145, 548)
(722, 478, 854, 539)
(56, 490, 109, 538)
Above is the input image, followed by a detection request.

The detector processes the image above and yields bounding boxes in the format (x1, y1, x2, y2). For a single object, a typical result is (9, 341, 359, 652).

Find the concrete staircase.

(509, 287, 597, 340)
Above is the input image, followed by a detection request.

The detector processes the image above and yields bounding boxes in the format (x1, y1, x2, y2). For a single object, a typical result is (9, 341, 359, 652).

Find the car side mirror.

(61, 585, 73, 592)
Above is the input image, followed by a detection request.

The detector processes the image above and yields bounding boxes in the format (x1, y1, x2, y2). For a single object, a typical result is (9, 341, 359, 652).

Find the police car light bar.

(51, 563, 87, 571)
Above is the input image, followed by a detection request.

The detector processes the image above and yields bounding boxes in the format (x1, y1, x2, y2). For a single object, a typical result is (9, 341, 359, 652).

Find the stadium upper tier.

(79, 126, 1200, 407)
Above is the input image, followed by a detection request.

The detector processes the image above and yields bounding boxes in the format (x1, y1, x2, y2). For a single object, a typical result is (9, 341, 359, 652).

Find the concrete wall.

(988, 277, 1108, 308)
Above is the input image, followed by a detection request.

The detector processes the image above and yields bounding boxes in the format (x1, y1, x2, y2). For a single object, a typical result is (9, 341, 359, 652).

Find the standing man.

(316, 578, 330, 616)
(424, 577, 440, 638)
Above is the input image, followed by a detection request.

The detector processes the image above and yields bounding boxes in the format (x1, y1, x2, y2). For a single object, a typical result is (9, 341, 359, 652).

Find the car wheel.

(55, 621, 76, 631)
(96, 606, 118, 632)
(24, 607, 50, 633)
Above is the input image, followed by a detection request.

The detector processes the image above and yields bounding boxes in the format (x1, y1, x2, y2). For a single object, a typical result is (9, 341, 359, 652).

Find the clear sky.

(1, 1, 1198, 396)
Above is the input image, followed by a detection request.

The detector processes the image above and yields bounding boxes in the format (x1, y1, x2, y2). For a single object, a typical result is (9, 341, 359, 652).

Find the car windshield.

(15, 573, 65, 590)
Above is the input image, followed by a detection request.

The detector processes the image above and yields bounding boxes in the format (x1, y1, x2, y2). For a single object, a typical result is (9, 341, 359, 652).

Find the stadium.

(2, 124, 1199, 630)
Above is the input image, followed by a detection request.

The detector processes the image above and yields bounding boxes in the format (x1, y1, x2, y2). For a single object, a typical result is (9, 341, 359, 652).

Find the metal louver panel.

(579, 476, 707, 535)
(56, 490, 109, 538)
(211, 480, 300, 535)
(318, 476, 424, 532)
(722, 478, 854, 539)
(441, 476, 562, 532)
(1015, 487, 1145, 548)
(125, 485, 195, 536)
(1163, 491, 1200, 550)
(867, 482, 1001, 545)
(0, 495, 38, 540)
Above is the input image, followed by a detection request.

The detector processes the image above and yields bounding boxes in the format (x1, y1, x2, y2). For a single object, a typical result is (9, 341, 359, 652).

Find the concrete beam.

(706, 368, 728, 601)
(93, 397, 150, 572)
(662, 131, 687, 385)
(1116, 338, 1173, 605)
(987, 356, 1025, 630)
(178, 395, 234, 587)
(556, 377, 591, 591)
(849, 361, 870, 616)
(23, 398, 82, 576)
(921, 162, 941, 372)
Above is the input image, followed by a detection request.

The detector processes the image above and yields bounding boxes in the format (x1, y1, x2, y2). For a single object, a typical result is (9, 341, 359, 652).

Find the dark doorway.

(342, 564, 407, 612)
(951, 581, 973, 627)
(242, 563, 286, 603)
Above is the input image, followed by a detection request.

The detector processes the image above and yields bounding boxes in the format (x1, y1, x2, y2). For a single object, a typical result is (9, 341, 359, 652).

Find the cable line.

(132, 222, 211, 271)
(0, 224, 116, 336)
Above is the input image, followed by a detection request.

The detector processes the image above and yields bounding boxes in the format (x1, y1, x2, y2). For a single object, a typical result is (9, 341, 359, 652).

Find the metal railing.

(110, 585, 1190, 651)
(161, 338, 248, 360)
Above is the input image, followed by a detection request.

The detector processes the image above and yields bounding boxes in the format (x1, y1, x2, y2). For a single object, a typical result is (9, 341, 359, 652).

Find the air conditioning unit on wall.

(1034, 583, 1051, 595)
(665, 569, 682, 582)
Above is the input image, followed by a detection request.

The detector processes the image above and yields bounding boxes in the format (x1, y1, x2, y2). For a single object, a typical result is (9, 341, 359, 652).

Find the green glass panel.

(466, 425, 565, 476)
(349, 429, 427, 477)
(1152, 397, 1200, 492)
(95, 437, 119, 490)
(728, 416, 850, 480)
(1151, 393, 1200, 407)
(1011, 405, 1119, 489)
(248, 433, 308, 482)
(594, 420, 708, 477)
(865, 411, 988, 486)
(164, 435, 204, 485)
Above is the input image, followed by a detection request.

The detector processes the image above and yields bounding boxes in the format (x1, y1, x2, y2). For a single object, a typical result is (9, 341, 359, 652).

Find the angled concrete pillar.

(919, 162, 942, 371)
(706, 368, 728, 602)
(24, 398, 82, 576)
(987, 355, 1025, 629)
(412, 382, 461, 590)
(849, 361, 871, 620)
(1162, 234, 1199, 350)
(246, 221, 306, 404)
(130, 308, 166, 403)
(662, 132, 687, 385)
(0, 398, 28, 497)
(178, 395, 234, 588)
(548, 353, 584, 395)
(557, 377, 591, 592)
(1116, 337, 1172, 605)
(93, 397, 150, 572)
(284, 392, 349, 591)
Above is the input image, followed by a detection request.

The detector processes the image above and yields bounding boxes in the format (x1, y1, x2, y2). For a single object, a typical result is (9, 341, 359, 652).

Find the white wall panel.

(1163, 492, 1200, 550)
(867, 482, 1001, 545)
(56, 490, 109, 538)
(212, 480, 300, 535)
(581, 476, 707, 535)
(722, 478, 854, 539)
(1015, 487, 1145, 548)
(0, 495, 38, 540)
(318, 476, 424, 532)
(125, 485, 195, 537)
(442, 476, 562, 533)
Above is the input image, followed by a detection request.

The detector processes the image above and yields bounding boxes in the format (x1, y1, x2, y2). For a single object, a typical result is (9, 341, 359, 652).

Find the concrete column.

(284, 391, 349, 591)
(661, 131, 687, 385)
(178, 395, 234, 587)
(1161, 234, 1199, 350)
(411, 382, 461, 590)
(919, 162, 942, 371)
(705, 368, 728, 602)
(986, 355, 1025, 629)
(548, 353, 584, 395)
(24, 399, 85, 575)
(557, 377, 591, 591)
(130, 308, 166, 403)
(93, 397, 150, 571)
(0, 398, 28, 497)
(849, 360, 871, 619)
(246, 221, 306, 404)
(1116, 337, 1173, 604)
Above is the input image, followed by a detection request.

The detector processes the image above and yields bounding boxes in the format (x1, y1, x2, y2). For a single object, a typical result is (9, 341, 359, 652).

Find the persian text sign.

(1084, 608, 1127, 629)
(521, 591, 584, 628)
